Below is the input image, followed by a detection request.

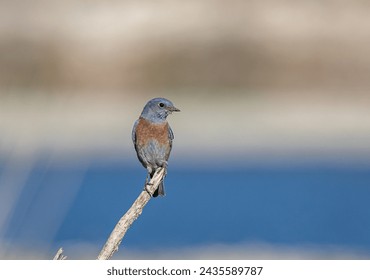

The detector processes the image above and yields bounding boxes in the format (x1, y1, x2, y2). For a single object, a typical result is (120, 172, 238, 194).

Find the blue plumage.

(132, 98, 180, 197)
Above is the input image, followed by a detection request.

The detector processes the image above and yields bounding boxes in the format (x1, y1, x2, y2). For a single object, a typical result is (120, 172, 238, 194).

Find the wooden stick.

(97, 167, 165, 260)
(53, 247, 67, 260)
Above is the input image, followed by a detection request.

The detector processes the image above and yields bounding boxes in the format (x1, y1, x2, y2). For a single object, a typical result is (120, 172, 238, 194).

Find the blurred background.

(0, 0, 370, 259)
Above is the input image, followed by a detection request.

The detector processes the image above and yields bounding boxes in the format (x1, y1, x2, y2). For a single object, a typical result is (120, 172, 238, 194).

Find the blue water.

(4, 162, 370, 257)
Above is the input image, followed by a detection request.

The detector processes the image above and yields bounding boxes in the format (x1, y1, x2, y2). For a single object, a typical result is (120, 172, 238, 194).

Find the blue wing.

(132, 119, 139, 144)
(168, 125, 174, 141)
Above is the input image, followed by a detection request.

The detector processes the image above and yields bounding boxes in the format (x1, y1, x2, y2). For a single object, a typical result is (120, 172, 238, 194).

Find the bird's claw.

(143, 184, 153, 196)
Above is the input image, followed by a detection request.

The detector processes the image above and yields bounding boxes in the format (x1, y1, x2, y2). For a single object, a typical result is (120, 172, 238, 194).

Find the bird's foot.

(143, 183, 153, 196)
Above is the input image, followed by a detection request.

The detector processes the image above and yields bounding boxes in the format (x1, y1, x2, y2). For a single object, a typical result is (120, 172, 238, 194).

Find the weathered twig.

(97, 167, 166, 260)
(53, 247, 67, 260)
(51, 168, 164, 260)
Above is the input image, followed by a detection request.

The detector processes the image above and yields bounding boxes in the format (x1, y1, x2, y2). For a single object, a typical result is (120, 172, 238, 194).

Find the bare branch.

(97, 167, 166, 260)
(53, 247, 67, 260)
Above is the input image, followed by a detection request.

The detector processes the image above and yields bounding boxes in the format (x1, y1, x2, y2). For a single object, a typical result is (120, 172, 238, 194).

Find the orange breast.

(135, 117, 170, 146)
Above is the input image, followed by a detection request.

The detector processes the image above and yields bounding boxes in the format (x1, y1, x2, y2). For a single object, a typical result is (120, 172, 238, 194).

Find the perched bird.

(132, 97, 180, 197)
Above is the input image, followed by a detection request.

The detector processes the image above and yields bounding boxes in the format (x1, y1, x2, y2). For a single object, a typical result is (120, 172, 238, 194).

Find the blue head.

(140, 97, 180, 123)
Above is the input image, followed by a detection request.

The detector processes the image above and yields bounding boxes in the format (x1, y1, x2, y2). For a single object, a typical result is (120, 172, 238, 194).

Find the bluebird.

(132, 97, 180, 197)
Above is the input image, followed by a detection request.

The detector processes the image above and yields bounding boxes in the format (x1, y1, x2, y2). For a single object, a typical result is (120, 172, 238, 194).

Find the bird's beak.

(169, 106, 180, 112)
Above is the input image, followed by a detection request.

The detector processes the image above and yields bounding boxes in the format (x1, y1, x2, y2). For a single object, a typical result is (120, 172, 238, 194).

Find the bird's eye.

(158, 102, 165, 108)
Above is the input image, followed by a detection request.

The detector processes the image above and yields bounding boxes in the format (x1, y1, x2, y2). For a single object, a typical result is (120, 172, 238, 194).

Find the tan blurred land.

(0, 0, 370, 162)
(1, 0, 370, 90)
